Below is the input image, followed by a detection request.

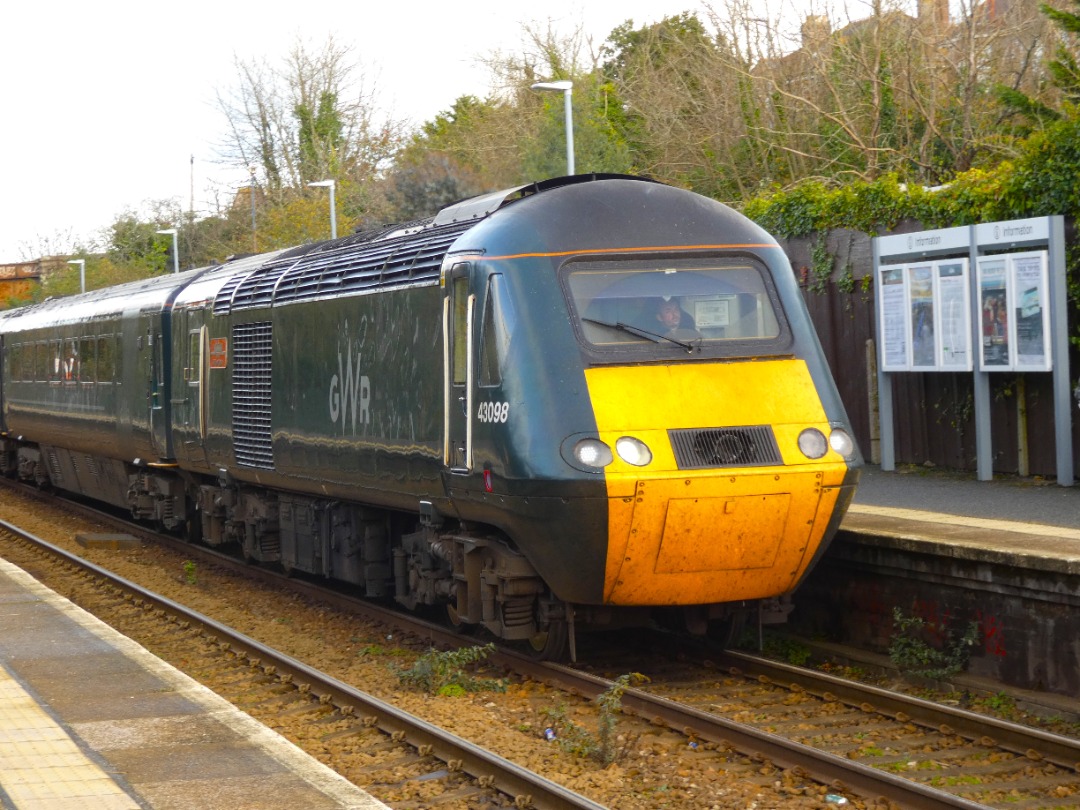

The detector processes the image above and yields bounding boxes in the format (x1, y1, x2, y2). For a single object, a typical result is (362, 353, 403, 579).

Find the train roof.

(204, 176, 651, 314)
(0, 175, 777, 328)
(203, 174, 775, 314)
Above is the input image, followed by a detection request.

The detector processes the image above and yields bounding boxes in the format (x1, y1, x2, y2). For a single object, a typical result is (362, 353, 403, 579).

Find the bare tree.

(214, 36, 405, 195)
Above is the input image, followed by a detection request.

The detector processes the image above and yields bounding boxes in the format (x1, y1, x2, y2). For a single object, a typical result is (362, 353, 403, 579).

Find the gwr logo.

(329, 342, 370, 433)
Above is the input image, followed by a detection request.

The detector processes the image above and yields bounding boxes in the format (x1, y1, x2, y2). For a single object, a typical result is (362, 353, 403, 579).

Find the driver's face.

(657, 303, 681, 329)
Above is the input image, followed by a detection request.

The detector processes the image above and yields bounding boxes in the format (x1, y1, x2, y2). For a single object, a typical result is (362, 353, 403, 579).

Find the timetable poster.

(1011, 251, 1050, 370)
(879, 266, 908, 370)
(936, 261, 971, 369)
(908, 265, 936, 369)
(978, 258, 1009, 368)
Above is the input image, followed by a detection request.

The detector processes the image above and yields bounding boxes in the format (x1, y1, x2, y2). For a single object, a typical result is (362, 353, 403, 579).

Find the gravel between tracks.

(0, 489, 863, 809)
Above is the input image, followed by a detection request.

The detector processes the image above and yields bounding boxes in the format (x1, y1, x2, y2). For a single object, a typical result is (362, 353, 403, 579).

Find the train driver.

(654, 297, 700, 339)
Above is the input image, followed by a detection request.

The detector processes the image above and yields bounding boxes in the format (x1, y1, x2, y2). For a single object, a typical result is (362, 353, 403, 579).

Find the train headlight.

(573, 438, 613, 468)
(797, 428, 828, 459)
(829, 428, 856, 459)
(615, 436, 652, 466)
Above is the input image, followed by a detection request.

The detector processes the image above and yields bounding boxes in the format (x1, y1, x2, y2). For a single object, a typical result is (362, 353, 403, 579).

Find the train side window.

(35, 341, 50, 381)
(19, 344, 30, 382)
(63, 339, 79, 383)
(97, 336, 115, 382)
(9, 343, 23, 382)
(187, 330, 200, 384)
(51, 341, 62, 383)
(479, 274, 515, 388)
(79, 338, 96, 383)
(451, 275, 469, 386)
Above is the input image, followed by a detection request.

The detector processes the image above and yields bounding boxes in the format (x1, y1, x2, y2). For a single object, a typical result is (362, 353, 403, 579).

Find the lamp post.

(308, 179, 337, 240)
(156, 228, 179, 274)
(530, 79, 575, 176)
(66, 259, 85, 293)
(249, 166, 258, 253)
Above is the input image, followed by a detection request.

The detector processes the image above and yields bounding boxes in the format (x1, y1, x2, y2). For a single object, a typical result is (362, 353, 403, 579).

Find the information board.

(977, 250, 1050, 371)
(878, 258, 971, 371)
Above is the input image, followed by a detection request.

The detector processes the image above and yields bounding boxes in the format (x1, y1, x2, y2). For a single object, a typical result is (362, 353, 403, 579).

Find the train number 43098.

(477, 401, 510, 423)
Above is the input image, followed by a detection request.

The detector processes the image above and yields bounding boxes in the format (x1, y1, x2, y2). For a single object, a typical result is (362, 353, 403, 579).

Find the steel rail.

(717, 649, 1080, 771)
(509, 658, 991, 810)
(0, 518, 606, 810)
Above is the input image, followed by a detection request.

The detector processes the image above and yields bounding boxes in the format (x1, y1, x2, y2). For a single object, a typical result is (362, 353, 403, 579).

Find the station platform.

(844, 464, 1080, 572)
(0, 557, 387, 810)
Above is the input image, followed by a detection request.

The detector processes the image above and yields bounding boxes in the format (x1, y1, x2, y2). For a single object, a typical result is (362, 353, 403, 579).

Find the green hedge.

(741, 116, 1080, 239)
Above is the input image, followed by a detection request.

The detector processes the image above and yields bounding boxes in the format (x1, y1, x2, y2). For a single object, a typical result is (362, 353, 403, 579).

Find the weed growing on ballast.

(541, 672, 647, 766)
(396, 643, 505, 696)
(182, 560, 197, 585)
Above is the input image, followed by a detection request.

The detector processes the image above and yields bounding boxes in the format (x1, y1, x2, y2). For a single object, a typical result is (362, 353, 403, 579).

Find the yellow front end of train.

(585, 359, 852, 606)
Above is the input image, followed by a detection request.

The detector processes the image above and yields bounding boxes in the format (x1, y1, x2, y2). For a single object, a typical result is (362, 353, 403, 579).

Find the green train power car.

(0, 176, 860, 658)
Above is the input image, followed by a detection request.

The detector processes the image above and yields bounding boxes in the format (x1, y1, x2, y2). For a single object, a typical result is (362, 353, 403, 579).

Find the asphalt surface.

(852, 464, 1080, 530)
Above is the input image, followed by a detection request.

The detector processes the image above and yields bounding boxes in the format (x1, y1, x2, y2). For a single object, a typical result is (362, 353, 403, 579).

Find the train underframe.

(0, 438, 768, 660)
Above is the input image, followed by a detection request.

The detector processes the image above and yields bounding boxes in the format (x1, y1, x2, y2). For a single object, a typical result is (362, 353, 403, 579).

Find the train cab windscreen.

(564, 259, 786, 353)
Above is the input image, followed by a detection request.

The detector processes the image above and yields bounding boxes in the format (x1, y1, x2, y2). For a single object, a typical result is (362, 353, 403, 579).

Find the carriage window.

(97, 336, 116, 382)
(451, 276, 470, 386)
(35, 342, 50, 381)
(565, 259, 783, 351)
(62, 339, 79, 383)
(188, 330, 201, 384)
(9, 343, 24, 382)
(79, 338, 97, 383)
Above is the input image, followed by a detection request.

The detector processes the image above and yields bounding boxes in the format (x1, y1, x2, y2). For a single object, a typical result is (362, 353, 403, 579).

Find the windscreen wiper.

(583, 317, 696, 352)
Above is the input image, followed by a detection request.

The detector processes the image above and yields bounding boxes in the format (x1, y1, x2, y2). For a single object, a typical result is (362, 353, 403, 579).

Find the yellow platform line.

(846, 503, 1080, 541)
(0, 665, 138, 810)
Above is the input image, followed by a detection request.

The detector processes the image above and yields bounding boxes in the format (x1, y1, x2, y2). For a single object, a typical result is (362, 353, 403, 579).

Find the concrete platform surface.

(0, 557, 387, 810)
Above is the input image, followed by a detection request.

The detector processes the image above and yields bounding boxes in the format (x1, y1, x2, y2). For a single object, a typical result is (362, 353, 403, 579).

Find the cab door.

(443, 262, 475, 476)
(174, 306, 210, 464)
(143, 314, 169, 459)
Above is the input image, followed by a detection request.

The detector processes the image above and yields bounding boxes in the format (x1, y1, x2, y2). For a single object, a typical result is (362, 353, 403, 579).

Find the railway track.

(3, 482, 1079, 808)
(561, 649, 1080, 809)
(0, 517, 605, 810)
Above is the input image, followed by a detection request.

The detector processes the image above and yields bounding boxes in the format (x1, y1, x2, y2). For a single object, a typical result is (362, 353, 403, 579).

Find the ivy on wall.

(741, 115, 1080, 308)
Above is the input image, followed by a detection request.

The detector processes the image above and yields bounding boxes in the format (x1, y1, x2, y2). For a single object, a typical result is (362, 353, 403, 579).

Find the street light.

(156, 229, 179, 274)
(248, 166, 258, 253)
(530, 79, 575, 176)
(67, 259, 85, 293)
(308, 179, 337, 240)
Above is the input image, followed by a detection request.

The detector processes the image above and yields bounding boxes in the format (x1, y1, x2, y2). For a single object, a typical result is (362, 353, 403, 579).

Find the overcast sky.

(0, 0, 885, 261)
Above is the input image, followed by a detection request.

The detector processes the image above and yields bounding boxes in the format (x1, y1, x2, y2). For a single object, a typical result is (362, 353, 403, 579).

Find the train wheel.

(710, 611, 749, 649)
(445, 603, 473, 632)
(184, 508, 203, 545)
(524, 619, 568, 661)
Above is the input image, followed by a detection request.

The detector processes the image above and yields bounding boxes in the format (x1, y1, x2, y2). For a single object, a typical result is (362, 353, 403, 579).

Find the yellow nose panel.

(584, 360, 848, 606)
(657, 493, 790, 573)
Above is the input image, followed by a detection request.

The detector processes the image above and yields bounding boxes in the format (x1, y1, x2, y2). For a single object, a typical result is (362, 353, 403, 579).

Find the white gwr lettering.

(329, 339, 370, 433)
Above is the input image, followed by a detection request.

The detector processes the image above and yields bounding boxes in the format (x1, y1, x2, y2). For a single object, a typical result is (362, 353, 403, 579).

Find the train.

(0, 175, 860, 659)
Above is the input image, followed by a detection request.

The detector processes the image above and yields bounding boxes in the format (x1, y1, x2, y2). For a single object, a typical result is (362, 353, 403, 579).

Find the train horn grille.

(669, 426, 782, 469)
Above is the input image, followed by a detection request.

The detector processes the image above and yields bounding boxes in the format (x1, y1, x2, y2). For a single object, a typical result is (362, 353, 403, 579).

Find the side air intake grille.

(232, 322, 274, 469)
(669, 426, 783, 469)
